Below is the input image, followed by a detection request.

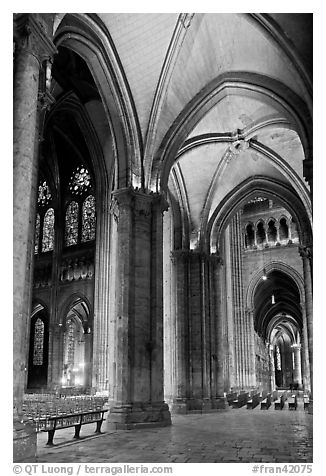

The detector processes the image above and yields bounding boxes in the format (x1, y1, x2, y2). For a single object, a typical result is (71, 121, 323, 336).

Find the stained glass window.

(33, 318, 44, 365)
(82, 195, 96, 242)
(68, 166, 92, 196)
(38, 180, 52, 206)
(34, 213, 40, 254)
(65, 319, 75, 366)
(276, 345, 282, 371)
(42, 208, 55, 252)
(65, 201, 79, 246)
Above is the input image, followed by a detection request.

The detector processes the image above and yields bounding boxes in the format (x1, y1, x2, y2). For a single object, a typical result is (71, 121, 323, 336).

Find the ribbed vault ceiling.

(53, 13, 312, 245)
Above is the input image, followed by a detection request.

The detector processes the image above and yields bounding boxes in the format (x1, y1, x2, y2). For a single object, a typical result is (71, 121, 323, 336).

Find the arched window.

(34, 213, 40, 254)
(82, 195, 96, 242)
(245, 223, 255, 248)
(276, 345, 282, 371)
(267, 219, 277, 243)
(33, 318, 45, 366)
(34, 179, 55, 254)
(64, 319, 76, 367)
(291, 218, 299, 241)
(65, 201, 79, 246)
(256, 221, 266, 245)
(279, 217, 289, 241)
(42, 208, 55, 252)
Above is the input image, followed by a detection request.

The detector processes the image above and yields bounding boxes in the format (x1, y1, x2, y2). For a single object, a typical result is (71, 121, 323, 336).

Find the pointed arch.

(53, 13, 143, 189)
(152, 73, 312, 193)
(208, 176, 312, 254)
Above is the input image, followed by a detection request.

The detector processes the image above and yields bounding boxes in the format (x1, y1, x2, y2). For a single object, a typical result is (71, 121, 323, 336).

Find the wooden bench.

(226, 392, 238, 406)
(288, 395, 297, 410)
(37, 409, 108, 445)
(274, 393, 286, 410)
(247, 393, 261, 409)
(260, 394, 272, 410)
(232, 392, 249, 408)
(303, 395, 310, 411)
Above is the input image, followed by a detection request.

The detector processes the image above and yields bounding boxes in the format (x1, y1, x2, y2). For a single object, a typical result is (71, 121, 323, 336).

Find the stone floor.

(36, 399, 312, 463)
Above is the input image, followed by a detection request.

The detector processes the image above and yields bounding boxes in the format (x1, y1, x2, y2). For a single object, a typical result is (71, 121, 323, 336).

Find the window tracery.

(276, 345, 282, 371)
(65, 201, 79, 246)
(42, 208, 55, 252)
(82, 195, 96, 242)
(37, 180, 52, 207)
(34, 213, 40, 254)
(68, 166, 92, 196)
(33, 318, 44, 366)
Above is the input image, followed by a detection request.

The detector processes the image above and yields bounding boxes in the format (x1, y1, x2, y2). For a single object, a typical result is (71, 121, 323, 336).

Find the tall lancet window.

(42, 208, 55, 252)
(33, 318, 45, 366)
(82, 195, 96, 242)
(34, 214, 40, 254)
(276, 345, 282, 371)
(65, 201, 79, 246)
(34, 179, 54, 254)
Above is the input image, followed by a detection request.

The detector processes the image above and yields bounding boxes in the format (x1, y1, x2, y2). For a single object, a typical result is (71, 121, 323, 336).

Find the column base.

(308, 399, 313, 414)
(13, 414, 37, 462)
(106, 402, 172, 430)
(171, 398, 188, 414)
(172, 397, 228, 413)
(211, 396, 228, 410)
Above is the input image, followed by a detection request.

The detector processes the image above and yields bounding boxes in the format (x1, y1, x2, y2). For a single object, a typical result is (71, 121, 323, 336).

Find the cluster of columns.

(166, 250, 227, 412)
(102, 188, 172, 429)
(13, 14, 57, 461)
(299, 245, 313, 411)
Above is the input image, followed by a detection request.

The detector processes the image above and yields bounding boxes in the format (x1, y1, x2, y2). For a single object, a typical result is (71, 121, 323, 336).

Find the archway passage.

(254, 270, 304, 390)
(61, 298, 92, 389)
(27, 307, 49, 389)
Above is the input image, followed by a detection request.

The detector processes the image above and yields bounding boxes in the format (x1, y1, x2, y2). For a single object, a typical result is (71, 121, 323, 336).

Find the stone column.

(92, 186, 111, 392)
(150, 195, 171, 425)
(200, 254, 211, 411)
(292, 344, 302, 388)
(224, 226, 236, 389)
(210, 254, 227, 408)
(107, 188, 171, 429)
(246, 308, 257, 388)
(300, 303, 311, 393)
(170, 250, 190, 413)
(299, 245, 313, 411)
(13, 13, 56, 462)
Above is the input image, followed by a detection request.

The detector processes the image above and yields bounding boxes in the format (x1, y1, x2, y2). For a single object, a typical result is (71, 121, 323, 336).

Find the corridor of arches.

(13, 13, 312, 462)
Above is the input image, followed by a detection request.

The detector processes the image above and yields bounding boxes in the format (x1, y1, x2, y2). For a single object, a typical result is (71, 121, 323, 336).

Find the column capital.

(299, 244, 312, 260)
(111, 188, 168, 222)
(291, 343, 302, 350)
(14, 14, 57, 64)
(37, 90, 55, 112)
